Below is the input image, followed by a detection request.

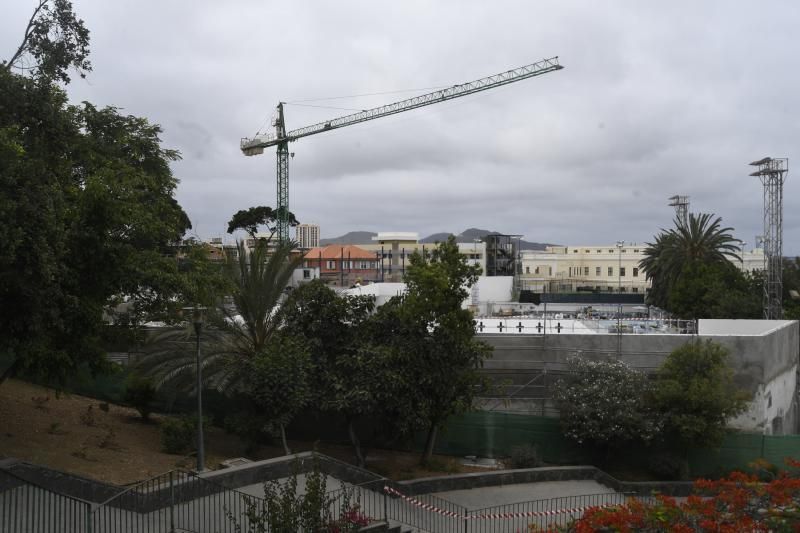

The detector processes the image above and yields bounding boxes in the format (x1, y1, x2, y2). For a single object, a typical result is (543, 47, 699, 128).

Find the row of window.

(524, 266, 640, 277)
(304, 260, 378, 270)
(571, 248, 640, 254)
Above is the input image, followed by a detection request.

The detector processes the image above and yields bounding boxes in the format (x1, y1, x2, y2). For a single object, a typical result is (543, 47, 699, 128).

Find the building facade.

(520, 244, 765, 295)
(358, 232, 487, 282)
(295, 223, 320, 249)
(303, 244, 381, 287)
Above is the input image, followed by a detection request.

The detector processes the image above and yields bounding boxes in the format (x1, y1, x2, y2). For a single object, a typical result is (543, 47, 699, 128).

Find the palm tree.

(641, 213, 741, 309)
(136, 239, 304, 412)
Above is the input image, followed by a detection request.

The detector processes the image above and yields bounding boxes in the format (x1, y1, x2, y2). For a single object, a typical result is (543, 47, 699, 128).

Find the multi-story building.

(357, 232, 487, 282)
(295, 223, 320, 249)
(303, 244, 381, 287)
(520, 244, 765, 295)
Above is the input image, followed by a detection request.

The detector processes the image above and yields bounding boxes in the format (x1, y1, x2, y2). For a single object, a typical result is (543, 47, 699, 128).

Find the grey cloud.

(1, 0, 798, 252)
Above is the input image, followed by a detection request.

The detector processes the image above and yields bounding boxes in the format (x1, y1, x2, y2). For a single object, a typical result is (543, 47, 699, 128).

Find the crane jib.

(240, 56, 563, 153)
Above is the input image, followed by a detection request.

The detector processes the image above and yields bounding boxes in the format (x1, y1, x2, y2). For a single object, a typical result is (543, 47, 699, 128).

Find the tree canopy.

(554, 357, 662, 452)
(396, 236, 491, 463)
(0, 67, 194, 386)
(227, 206, 299, 240)
(3, 0, 91, 83)
(651, 340, 748, 452)
(640, 213, 755, 317)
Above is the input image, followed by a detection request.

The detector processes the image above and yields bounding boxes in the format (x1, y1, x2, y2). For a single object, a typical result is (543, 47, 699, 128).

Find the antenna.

(667, 195, 690, 226)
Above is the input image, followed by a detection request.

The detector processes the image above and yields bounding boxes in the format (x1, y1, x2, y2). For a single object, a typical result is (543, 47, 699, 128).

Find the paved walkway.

(432, 479, 615, 510)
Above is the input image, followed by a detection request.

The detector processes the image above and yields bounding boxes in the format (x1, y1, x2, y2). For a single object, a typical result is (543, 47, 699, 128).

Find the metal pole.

(169, 471, 175, 532)
(195, 324, 205, 472)
(85, 501, 93, 533)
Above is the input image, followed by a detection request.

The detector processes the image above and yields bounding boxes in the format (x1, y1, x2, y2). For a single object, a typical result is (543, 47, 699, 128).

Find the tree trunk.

(280, 424, 291, 456)
(421, 424, 438, 465)
(0, 358, 21, 388)
(348, 419, 366, 468)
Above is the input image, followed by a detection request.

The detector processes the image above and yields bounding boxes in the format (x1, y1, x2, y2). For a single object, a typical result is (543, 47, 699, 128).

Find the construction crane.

(241, 56, 564, 241)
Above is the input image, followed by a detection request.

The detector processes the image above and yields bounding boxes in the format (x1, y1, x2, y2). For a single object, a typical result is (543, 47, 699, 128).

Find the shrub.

(564, 459, 800, 532)
(160, 416, 196, 454)
(647, 451, 685, 480)
(223, 412, 271, 453)
(651, 340, 748, 452)
(509, 444, 542, 469)
(554, 357, 662, 453)
(225, 459, 370, 532)
(124, 374, 157, 421)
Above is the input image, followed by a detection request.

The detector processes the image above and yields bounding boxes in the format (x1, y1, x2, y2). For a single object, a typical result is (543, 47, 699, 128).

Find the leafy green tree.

(650, 340, 748, 476)
(3, 0, 91, 83)
(227, 205, 299, 240)
(245, 333, 311, 455)
(667, 261, 761, 319)
(783, 257, 800, 320)
(554, 357, 662, 458)
(280, 279, 377, 466)
(0, 69, 192, 387)
(396, 236, 492, 464)
(641, 213, 741, 313)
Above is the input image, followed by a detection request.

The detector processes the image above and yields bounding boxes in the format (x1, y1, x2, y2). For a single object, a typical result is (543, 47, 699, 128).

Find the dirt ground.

(0, 379, 486, 485)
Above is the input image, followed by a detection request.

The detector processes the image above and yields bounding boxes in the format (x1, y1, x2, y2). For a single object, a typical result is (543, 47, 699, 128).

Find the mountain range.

(319, 228, 554, 250)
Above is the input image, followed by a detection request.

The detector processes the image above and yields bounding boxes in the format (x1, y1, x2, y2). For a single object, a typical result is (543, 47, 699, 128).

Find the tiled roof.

(304, 244, 378, 260)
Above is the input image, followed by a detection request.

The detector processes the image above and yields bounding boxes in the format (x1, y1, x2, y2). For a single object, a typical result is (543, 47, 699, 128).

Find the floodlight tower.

(749, 157, 788, 319)
(668, 195, 690, 226)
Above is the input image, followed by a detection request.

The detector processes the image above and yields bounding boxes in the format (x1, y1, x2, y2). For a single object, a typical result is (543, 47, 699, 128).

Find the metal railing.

(3, 464, 649, 533)
(464, 491, 645, 532)
(87, 469, 264, 533)
(1, 469, 91, 533)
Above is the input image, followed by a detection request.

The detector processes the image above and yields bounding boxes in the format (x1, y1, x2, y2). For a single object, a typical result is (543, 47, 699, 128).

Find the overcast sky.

(3, 1, 799, 253)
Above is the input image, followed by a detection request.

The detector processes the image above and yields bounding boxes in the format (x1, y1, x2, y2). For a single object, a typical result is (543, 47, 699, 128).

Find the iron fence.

(87, 469, 266, 533)
(3, 464, 648, 533)
(0, 469, 91, 533)
(464, 491, 644, 533)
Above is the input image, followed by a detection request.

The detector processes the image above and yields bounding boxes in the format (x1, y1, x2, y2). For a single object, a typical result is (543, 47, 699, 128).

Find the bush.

(224, 412, 274, 454)
(160, 416, 198, 454)
(647, 451, 685, 480)
(509, 444, 542, 469)
(554, 357, 662, 453)
(124, 374, 156, 420)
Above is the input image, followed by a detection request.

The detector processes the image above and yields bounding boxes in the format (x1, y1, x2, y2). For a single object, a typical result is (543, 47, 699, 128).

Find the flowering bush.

(555, 458, 800, 532)
(554, 357, 662, 450)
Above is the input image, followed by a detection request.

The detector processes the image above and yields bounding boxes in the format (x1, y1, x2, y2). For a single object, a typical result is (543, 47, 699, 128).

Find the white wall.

(730, 364, 798, 434)
(472, 276, 514, 303)
(698, 319, 796, 336)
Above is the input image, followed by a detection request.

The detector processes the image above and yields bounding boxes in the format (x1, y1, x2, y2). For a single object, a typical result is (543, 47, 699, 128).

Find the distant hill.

(319, 231, 377, 246)
(321, 228, 554, 250)
(421, 228, 553, 251)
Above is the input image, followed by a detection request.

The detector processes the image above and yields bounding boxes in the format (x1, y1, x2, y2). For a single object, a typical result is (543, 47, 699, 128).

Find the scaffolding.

(485, 234, 522, 277)
(749, 157, 788, 319)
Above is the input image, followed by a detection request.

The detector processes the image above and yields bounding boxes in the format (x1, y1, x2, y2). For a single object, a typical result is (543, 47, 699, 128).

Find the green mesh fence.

(428, 411, 800, 477)
(429, 411, 589, 464)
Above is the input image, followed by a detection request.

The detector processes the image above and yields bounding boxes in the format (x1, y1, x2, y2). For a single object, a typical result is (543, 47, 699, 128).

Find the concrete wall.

(699, 319, 796, 336)
(478, 320, 800, 434)
(473, 276, 514, 303)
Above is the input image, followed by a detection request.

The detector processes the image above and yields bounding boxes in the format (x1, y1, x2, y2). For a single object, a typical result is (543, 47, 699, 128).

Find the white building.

(520, 244, 765, 294)
(295, 223, 320, 249)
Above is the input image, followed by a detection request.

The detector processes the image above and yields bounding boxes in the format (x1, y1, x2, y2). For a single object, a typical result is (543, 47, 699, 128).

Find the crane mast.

(242, 56, 563, 241)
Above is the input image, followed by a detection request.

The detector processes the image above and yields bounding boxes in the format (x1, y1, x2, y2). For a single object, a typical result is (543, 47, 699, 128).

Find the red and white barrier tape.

(383, 485, 611, 520)
(383, 486, 461, 518)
